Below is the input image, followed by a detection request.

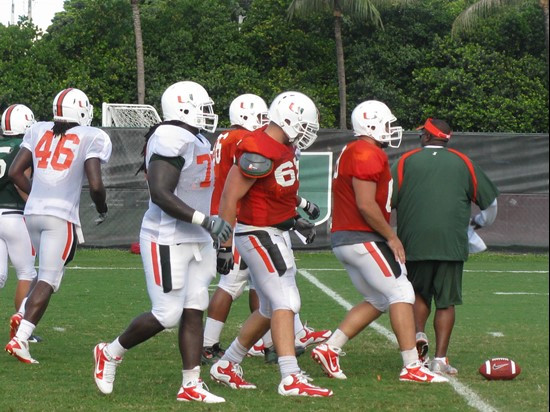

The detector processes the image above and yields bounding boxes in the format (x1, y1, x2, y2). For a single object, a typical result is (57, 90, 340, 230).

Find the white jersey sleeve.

(85, 129, 112, 164)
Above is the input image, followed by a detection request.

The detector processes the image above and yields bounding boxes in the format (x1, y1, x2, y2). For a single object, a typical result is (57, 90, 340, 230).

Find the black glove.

(201, 216, 232, 243)
(300, 199, 320, 220)
(217, 247, 234, 275)
(294, 217, 316, 244)
(95, 204, 108, 225)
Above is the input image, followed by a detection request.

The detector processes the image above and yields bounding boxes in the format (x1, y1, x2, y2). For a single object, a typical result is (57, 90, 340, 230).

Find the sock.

(106, 337, 127, 359)
(15, 319, 35, 341)
(203, 317, 224, 347)
(293, 313, 303, 336)
(278, 355, 300, 379)
(401, 348, 419, 367)
(434, 357, 448, 362)
(222, 337, 248, 364)
(262, 330, 273, 348)
(326, 328, 348, 348)
(182, 366, 201, 385)
(18, 297, 28, 315)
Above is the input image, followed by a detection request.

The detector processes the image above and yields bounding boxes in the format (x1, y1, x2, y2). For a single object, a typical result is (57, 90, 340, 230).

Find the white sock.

(203, 318, 225, 347)
(223, 338, 248, 364)
(18, 297, 28, 315)
(182, 366, 201, 385)
(434, 357, 447, 362)
(15, 319, 35, 341)
(107, 337, 127, 359)
(262, 330, 273, 348)
(278, 355, 300, 379)
(293, 313, 303, 335)
(326, 328, 347, 348)
(401, 348, 419, 367)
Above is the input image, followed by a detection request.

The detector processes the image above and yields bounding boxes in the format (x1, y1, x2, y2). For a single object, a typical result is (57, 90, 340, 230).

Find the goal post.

(101, 103, 161, 128)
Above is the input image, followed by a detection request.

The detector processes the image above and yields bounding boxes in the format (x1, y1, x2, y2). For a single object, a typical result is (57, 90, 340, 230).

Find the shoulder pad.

(239, 152, 273, 178)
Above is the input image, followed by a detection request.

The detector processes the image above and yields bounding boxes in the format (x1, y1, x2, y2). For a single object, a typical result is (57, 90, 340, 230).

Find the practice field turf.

(0, 249, 548, 411)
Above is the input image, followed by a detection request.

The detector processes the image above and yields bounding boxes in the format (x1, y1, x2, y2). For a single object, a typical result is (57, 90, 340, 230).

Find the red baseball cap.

(416, 118, 452, 139)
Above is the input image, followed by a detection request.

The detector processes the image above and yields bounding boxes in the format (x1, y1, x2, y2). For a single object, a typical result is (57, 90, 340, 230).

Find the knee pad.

(152, 306, 183, 329)
(217, 268, 250, 301)
(0, 271, 6, 289)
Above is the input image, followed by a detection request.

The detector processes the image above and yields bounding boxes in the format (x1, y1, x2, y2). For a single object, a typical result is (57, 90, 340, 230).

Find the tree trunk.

(333, 10, 347, 129)
(131, 0, 145, 104)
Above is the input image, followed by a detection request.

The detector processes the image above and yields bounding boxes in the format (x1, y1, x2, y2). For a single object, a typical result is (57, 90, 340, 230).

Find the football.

(479, 358, 521, 380)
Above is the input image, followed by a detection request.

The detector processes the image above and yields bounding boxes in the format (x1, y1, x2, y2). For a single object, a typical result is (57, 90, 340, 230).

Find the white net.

(101, 103, 161, 128)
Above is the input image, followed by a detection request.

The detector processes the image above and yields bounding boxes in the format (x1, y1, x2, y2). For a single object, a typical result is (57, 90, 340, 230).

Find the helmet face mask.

(268, 91, 319, 150)
(229, 94, 269, 131)
(1, 104, 35, 136)
(161, 81, 218, 133)
(351, 100, 402, 148)
(52, 88, 93, 126)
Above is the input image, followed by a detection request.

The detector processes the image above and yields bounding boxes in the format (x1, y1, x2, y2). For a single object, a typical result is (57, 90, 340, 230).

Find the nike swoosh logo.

(492, 364, 508, 370)
(410, 373, 428, 381)
(95, 350, 104, 377)
(185, 390, 204, 401)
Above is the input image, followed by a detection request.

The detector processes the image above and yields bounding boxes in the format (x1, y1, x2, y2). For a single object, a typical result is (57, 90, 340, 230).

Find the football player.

(0, 105, 38, 339)
(209, 91, 333, 397)
(93, 81, 231, 403)
(310, 101, 448, 383)
(5, 89, 111, 364)
(203, 94, 330, 364)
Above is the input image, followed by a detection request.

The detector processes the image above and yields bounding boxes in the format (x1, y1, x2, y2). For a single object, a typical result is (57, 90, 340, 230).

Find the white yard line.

(494, 292, 549, 295)
(297, 268, 548, 274)
(298, 269, 498, 412)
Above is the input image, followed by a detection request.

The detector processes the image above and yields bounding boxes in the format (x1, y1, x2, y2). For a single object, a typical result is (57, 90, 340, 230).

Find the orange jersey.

(211, 128, 250, 214)
(236, 127, 299, 227)
(332, 139, 392, 232)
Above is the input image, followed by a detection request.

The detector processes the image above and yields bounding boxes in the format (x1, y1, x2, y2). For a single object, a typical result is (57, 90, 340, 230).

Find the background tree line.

(0, 0, 547, 132)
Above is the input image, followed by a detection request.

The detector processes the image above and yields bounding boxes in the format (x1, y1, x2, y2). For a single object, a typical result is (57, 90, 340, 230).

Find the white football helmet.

(1, 104, 35, 136)
(268, 91, 319, 150)
(229, 94, 268, 131)
(161, 81, 218, 133)
(351, 100, 402, 148)
(52, 88, 93, 126)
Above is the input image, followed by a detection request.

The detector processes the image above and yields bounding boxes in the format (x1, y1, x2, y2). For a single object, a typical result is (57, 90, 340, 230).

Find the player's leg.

(429, 261, 462, 375)
(407, 261, 433, 363)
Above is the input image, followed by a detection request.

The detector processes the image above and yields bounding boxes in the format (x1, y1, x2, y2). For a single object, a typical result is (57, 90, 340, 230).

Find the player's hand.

(301, 199, 320, 220)
(470, 217, 482, 230)
(294, 218, 316, 244)
(387, 236, 406, 264)
(201, 216, 232, 243)
(95, 204, 108, 225)
(217, 247, 234, 275)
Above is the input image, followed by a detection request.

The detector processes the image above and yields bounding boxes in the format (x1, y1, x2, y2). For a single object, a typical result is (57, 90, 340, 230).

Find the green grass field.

(0, 249, 548, 411)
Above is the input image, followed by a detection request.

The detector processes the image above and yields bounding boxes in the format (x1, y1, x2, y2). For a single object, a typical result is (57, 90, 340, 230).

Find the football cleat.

(93, 342, 122, 394)
(5, 337, 38, 364)
(416, 332, 429, 364)
(201, 343, 225, 365)
(28, 334, 43, 344)
(247, 339, 265, 357)
(264, 345, 305, 364)
(210, 360, 256, 389)
(429, 358, 458, 375)
(400, 360, 448, 383)
(295, 323, 332, 348)
(311, 343, 347, 379)
(9, 312, 23, 340)
(278, 372, 333, 397)
(177, 378, 225, 403)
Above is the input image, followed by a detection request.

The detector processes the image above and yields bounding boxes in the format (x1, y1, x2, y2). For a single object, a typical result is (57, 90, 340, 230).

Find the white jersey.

(140, 124, 213, 245)
(22, 122, 112, 225)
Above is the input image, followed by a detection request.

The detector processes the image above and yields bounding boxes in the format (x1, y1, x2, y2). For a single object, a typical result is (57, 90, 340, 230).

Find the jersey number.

(197, 153, 212, 187)
(274, 160, 297, 187)
(0, 147, 12, 178)
(213, 132, 229, 165)
(35, 131, 80, 171)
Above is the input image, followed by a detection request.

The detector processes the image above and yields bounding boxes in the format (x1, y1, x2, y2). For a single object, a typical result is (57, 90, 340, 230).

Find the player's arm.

(84, 157, 108, 222)
(148, 155, 231, 241)
(296, 195, 320, 220)
(14, 167, 33, 201)
(218, 163, 256, 246)
(471, 199, 498, 230)
(8, 147, 33, 195)
(353, 177, 405, 263)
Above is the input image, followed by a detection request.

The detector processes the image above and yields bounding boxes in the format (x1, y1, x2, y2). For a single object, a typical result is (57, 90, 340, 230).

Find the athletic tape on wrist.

(192, 211, 206, 225)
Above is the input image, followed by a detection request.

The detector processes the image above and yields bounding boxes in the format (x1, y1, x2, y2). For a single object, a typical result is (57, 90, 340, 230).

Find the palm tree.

(452, 0, 549, 76)
(288, 0, 413, 129)
(131, 0, 145, 104)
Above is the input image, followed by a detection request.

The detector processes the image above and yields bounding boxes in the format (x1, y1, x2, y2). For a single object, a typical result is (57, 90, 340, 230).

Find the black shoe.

(28, 334, 43, 343)
(201, 343, 225, 365)
(264, 345, 306, 364)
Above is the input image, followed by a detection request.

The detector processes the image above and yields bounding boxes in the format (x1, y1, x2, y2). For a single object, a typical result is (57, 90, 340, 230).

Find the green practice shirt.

(391, 146, 499, 262)
(0, 136, 26, 210)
